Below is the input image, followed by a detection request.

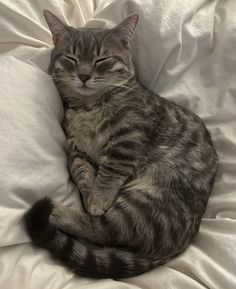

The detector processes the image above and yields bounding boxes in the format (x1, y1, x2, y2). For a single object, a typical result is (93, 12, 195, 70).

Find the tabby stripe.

(100, 163, 135, 181)
(98, 119, 109, 133)
(102, 164, 129, 177)
(56, 234, 75, 261)
(100, 214, 121, 243)
(182, 131, 200, 155)
(72, 41, 76, 55)
(109, 107, 147, 129)
(95, 37, 101, 56)
(109, 252, 132, 276)
(112, 202, 135, 231)
(108, 106, 133, 127)
(112, 127, 136, 139)
(82, 250, 98, 274)
(97, 171, 115, 183)
(121, 195, 164, 248)
(97, 173, 124, 189)
(113, 160, 137, 172)
(113, 140, 141, 151)
(109, 148, 136, 161)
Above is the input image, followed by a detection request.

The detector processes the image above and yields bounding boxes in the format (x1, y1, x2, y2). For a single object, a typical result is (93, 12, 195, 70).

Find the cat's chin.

(76, 87, 98, 96)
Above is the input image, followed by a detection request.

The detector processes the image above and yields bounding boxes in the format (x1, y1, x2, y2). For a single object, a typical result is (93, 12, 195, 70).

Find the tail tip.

(24, 197, 54, 243)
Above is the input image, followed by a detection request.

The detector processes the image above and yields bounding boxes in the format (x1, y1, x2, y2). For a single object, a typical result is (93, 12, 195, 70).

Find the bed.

(0, 0, 236, 288)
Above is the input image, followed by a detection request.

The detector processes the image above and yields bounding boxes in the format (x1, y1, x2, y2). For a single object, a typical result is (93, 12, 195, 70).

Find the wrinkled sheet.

(0, 0, 236, 288)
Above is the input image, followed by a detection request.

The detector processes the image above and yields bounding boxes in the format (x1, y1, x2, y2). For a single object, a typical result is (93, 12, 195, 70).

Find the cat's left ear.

(43, 9, 70, 45)
(111, 14, 139, 48)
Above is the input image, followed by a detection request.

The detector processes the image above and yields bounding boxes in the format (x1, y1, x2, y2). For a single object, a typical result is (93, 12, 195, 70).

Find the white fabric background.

(0, 0, 236, 288)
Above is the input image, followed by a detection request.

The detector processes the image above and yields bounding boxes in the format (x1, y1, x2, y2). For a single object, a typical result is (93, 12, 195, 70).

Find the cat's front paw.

(87, 193, 114, 216)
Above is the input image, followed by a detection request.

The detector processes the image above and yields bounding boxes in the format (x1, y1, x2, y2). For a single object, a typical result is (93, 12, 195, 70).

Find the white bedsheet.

(0, 0, 236, 288)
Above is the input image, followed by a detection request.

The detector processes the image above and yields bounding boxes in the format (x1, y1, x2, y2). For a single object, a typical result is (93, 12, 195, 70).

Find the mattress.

(0, 0, 236, 288)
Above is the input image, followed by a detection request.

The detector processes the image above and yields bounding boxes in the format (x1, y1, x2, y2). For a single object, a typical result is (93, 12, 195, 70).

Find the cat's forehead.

(72, 28, 108, 59)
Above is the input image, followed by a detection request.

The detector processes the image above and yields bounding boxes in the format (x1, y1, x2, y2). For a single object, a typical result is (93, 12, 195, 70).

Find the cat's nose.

(78, 74, 91, 83)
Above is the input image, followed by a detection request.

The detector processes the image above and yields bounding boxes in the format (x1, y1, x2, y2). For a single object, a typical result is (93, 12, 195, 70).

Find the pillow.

(0, 56, 81, 247)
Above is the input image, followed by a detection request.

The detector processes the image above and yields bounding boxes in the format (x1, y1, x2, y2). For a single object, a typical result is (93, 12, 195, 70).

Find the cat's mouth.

(78, 82, 94, 89)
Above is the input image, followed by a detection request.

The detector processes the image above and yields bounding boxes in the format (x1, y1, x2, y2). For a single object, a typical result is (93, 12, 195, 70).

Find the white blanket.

(0, 0, 236, 288)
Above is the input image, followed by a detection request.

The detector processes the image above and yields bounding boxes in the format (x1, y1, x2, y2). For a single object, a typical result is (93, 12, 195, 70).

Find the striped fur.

(24, 10, 218, 278)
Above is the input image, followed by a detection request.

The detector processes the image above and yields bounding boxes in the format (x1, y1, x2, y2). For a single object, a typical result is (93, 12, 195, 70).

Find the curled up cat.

(24, 10, 218, 278)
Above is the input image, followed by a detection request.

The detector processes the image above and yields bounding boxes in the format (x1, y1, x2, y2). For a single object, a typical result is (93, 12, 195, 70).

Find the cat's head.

(44, 10, 139, 96)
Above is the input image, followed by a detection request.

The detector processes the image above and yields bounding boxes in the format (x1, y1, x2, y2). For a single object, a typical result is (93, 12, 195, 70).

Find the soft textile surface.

(0, 0, 236, 288)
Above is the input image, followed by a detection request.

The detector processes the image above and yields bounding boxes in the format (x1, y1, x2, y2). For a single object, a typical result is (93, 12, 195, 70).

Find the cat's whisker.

(105, 82, 135, 91)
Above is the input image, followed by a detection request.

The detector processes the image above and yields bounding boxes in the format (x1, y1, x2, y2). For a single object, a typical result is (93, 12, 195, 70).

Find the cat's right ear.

(43, 10, 70, 45)
(110, 14, 139, 48)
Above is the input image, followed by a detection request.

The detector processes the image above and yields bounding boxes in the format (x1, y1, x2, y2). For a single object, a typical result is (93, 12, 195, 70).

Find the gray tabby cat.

(24, 10, 218, 278)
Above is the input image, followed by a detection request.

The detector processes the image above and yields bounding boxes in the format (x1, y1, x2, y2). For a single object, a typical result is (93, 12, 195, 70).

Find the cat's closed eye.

(65, 55, 78, 65)
(94, 57, 111, 67)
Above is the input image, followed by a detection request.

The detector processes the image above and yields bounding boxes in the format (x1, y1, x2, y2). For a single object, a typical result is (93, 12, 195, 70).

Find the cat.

(24, 10, 218, 279)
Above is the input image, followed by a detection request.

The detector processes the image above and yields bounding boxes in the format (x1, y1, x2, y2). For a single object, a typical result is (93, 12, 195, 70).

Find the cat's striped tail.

(24, 198, 158, 278)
